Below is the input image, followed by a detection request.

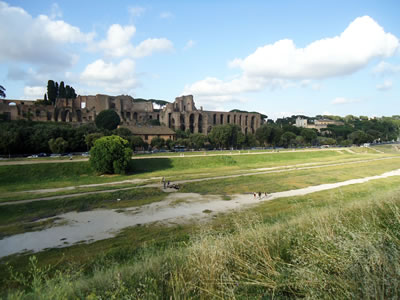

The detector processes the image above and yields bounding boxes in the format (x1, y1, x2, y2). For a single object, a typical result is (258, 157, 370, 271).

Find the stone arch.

(133, 112, 138, 122)
(227, 114, 231, 124)
(239, 115, 242, 126)
(172, 118, 176, 129)
(220, 114, 223, 125)
(198, 114, 203, 133)
(213, 114, 216, 125)
(245, 115, 248, 126)
(234, 114, 237, 124)
(35, 109, 41, 117)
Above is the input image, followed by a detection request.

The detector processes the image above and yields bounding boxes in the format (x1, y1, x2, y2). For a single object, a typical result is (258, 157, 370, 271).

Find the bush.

(95, 110, 121, 130)
(89, 135, 132, 174)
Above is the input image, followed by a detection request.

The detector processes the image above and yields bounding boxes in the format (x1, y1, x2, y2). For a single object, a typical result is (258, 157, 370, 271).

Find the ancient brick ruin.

(0, 94, 264, 134)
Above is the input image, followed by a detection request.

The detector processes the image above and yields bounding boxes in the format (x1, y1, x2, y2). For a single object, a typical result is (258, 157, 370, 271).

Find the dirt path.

(1, 156, 399, 206)
(1, 168, 400, 258)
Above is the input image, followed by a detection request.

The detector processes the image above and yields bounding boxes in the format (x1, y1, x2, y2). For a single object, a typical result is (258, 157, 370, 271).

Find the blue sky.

(1, 0, 399, 119)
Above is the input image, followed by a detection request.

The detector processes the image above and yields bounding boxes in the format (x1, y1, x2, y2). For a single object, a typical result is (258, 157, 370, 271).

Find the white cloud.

(0, 1, 92, 67)
(184, 16, 399, 103)
(128, 6, 145, 17)
(331, 97, 360, 105)
(184, 40, 196, 50)
(80, 59, 139, 93)
(160, 11, 173, 19)
(23, 86, 46, 100)
(98, 24, 136, 57)
(133, 38, 174, 58)
(97, 24, 173, 58)
(376, 80, 393, 91)
(373, 61, 400, 75)
(50, 3, 62, 19)
(231, 16, 399, 80)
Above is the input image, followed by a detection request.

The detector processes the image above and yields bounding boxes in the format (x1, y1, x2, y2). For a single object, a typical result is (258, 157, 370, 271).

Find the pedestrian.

(258, 192, 261, 199)
(167, 181, 170, 187)
(264, 192, 268, 197)
(253, 192, 256, 199)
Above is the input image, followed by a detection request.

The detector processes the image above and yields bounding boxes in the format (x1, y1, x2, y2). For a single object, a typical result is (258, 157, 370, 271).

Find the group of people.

(253, 191, 268, 199)
(161, 177, 180, 190)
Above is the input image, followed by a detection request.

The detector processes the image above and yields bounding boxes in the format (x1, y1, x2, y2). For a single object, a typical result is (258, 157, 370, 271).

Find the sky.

(0, 0, 399, 120)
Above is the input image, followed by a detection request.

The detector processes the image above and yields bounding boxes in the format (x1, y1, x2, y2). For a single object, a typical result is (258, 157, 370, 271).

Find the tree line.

(0, 114, 399, 156)
(37, 80, 77, 105)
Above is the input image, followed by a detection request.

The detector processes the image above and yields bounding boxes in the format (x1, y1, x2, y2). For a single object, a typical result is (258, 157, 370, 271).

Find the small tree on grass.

(89, 135, 132, 174)
(48, 137, 68, 153)
(95, 110, 121, 130)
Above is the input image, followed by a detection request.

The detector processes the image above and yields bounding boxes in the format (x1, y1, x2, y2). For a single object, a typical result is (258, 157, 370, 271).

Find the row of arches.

(212, 113, 256, 127)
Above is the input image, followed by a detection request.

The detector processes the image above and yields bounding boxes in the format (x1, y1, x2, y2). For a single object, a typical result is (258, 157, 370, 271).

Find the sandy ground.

(1, 168, 400, 258)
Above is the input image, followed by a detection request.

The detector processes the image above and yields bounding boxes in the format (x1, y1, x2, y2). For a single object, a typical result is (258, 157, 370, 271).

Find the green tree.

(129, 136, 145, 151)
(85, 133, 104, 150)
(48, 137, 68, 154)
(280, 132, 297, 148)
(0, 129, 17, 157)
(65, 85, 77, 99)
(95, 110, 121, 130)
(58, 81, 66, 98)
(0, 85, 6, 98)
(300, 128, 317, 144)
(165, 138, 175, 150)
(89, 135, 132, 174)
(151, 136, 165, 149)
(255, 124, 271, 146)
(47, 80, 57, 104)
(189, 133, 207, 150)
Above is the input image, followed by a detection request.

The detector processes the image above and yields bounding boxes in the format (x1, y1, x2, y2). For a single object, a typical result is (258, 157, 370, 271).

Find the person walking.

(258, 192, 261, 199)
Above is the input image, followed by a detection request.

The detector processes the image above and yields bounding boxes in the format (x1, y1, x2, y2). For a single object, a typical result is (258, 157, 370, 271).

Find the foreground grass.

(3, 176, 400, 298)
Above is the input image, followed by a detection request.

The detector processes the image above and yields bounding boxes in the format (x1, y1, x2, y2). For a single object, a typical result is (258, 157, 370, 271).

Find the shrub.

(89, 135, 132, 174)
(95, 110, 121, 130)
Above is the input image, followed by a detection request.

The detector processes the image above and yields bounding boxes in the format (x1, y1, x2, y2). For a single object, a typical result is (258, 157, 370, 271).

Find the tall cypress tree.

(59, 81, 66, 98)
(47, 80, 56, 104)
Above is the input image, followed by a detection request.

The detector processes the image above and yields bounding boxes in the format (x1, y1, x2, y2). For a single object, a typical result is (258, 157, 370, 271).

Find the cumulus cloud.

(376, 80, 393, 91)
(23, 86, 46, 100)
(97, 24, 173, 58)
(185, 16, 399, 102)
(0, 1, 92, 67)
(80, 59, 139, 93)
(231, 16, 399, 80)
(373, 61, 400, 75)
(331, 97, 360, 105)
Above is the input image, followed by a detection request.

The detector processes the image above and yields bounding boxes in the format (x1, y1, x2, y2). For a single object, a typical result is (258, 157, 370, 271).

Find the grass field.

(1, 147, 400, 298)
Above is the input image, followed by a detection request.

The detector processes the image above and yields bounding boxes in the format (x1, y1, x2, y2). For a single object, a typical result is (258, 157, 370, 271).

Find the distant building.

(123, 125, 176, 144)
(0, 94, 264, 136)
(294, 117, 344, 132)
